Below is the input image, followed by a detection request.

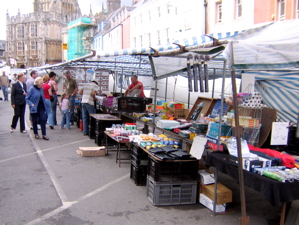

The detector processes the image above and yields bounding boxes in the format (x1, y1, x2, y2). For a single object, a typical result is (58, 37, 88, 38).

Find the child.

(59, 93, 70, 130)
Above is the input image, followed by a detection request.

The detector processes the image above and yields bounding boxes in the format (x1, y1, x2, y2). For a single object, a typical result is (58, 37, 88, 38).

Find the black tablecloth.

(206, 151, 299, 208)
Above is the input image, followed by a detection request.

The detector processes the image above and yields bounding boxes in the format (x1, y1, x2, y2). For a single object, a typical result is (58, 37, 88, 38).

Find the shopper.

(79, 80, 99, 136)
(0, 70, 10, 101)
(64, 70, 78, 125)
(42, 75, 54, 129)
(26, 77, 49, 140)
(10, 73, 27, 133)
(26, 70, 39, 129)
(48, 72, 58, 126)
(59, 93, 70, 130)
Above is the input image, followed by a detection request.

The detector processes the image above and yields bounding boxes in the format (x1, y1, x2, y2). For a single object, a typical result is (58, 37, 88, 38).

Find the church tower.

(6, 0, 82, 68)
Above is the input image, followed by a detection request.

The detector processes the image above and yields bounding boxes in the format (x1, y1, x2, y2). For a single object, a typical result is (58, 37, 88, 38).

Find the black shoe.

(70, 122, 74, 125)
(49, 126, 54, 129)
(83, 133, 88, 136)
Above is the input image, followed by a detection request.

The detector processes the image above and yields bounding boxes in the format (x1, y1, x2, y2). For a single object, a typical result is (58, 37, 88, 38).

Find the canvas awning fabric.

(246, 71, 299, 123)
(223, 19, 299, 70)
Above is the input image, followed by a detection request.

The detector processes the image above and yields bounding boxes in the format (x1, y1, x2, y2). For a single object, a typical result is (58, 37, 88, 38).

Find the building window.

(216, 2, 222, 23)
(17, 42, 24, 51)
(31, 24, 37, 37)
(148, 10, 151, 21)
(148, 33, 151, 46)
(133, 37, 136, 48)
(31, 41, 37, 50)
(296, 0, 299, 18)
(157, 7, 161, 17)
(166, 28, 170, 43)
(140, 14, 142, 24)
(139, 35, 143, 47)
(236, 0, 242, 18)
(278, 0, 285, 20)
(134, 17, 136, 27)
(17, 25, 24, 39)
(157, 30, 161, 45)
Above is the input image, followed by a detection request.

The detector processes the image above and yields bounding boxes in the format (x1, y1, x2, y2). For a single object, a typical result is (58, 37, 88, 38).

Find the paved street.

(0, 97, 297, 225)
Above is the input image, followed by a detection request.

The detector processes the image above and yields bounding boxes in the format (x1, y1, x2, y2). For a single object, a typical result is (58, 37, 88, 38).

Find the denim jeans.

(60, 109, 70, 129)
(69, 96, 75, 123)
(82, 103, 95, 135)
(1, 85, 9, 101)
(51, 94, 58, 125)
(44, 99, 53, 126)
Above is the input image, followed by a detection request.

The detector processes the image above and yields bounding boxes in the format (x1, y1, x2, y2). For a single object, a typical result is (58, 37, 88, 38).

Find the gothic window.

(31, 41, 37, 50)
(31, 24, 37, 37)
(157, 30, 161, 45)
(17, 25, 24, 38)
(17, 42, 24, 51)
(296, 0, 299, 18)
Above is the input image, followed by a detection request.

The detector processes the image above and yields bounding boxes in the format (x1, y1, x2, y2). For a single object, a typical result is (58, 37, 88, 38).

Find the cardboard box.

(76, 146, 106, 157)
(156, 120, 180, 128)
(200, 182, 232, 204)
(243, 158, 263, 172)
(186, 97, 218, 120)
(199, 193, 226, 213)
(198, 170, 215, 185)
(258, 156, 272, 168)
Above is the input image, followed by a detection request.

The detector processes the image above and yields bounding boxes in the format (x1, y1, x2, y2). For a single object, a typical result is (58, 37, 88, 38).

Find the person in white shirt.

(79, 80, 99, 136)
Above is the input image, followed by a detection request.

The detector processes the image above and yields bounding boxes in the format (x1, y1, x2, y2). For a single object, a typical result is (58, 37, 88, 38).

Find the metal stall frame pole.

(211, 69, 216, 99)
(165, 77, 168, 102)
(217, 60, 227, 150)
(229, 42, 250, 225)
(121, 67, 124, 94)
(149, 56, 158, 133)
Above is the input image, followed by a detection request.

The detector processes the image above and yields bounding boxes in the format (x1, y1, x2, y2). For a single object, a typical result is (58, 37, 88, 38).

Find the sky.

(0, 0, 132, 40)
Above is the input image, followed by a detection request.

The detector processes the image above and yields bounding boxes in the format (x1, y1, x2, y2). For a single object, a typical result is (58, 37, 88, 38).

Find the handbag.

(50, 95, 54, 102)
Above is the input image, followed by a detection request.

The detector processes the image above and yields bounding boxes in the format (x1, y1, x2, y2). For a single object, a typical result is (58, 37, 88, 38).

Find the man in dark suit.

(10, 73, 27, 133)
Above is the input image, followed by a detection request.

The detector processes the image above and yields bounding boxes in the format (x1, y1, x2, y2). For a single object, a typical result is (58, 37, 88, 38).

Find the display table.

(206, 151, 299, 224)
(104, 131, 130, 167)
(90, 114, 122, 145)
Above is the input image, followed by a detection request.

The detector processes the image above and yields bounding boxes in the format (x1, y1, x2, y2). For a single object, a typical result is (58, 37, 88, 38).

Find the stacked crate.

(130, 143, 148, 186)
(146, 156, 198, 206)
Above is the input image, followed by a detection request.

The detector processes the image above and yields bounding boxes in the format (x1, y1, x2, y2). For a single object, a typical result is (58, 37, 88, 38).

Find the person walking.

(49, 72, 58, 126)
(79, 80, 99, 136)
(26, 77, 49, 140)
(42, 75, 54, 129)
(0, 71, 10, 101)
(10, 73, 27, 133)
(59, 93, 70, 130)
(64, 70, 78, 125)
(26, 70, 38, 129)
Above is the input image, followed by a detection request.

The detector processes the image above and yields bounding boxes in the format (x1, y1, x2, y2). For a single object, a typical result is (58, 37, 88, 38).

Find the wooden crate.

(199, 182, 232, 204)
(186, 97, 218, 120)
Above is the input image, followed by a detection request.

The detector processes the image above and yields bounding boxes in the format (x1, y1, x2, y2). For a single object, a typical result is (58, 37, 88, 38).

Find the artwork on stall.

(270, 122, 289, 145)
(86, 69, 95, 82)
(76, 68, 85, 82)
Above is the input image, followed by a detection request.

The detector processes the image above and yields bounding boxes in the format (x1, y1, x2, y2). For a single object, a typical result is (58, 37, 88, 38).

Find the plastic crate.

(206, 122, 232, 138)
(131, 153, 148, 166)
(130, 162, 147, 186)
(131, 143, 148, 158)
(189, 124, 208, 134)
(148, 157, 198, 182)
(146, 176, 197, 206)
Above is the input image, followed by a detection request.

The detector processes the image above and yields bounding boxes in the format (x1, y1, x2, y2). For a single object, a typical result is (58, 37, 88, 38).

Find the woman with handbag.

(26, 77, 49, 140)
(42, 75, 54, 129)
(49, 72, 58, 126)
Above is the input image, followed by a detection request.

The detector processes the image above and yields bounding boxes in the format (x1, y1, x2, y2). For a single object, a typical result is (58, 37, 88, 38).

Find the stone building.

(6, 0, 82, 68)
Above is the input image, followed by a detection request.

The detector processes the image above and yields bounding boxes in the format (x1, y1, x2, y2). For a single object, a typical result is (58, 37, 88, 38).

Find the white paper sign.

(270, 122, 289, 145)
(190, 136, 207, 159)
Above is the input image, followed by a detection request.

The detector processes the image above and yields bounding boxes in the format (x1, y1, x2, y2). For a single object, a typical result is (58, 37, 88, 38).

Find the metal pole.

(229, 42, 250, 225)
(212, 69, 216, 99)
(218, 60, 227, 150)
(165, 77, 168, 101)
